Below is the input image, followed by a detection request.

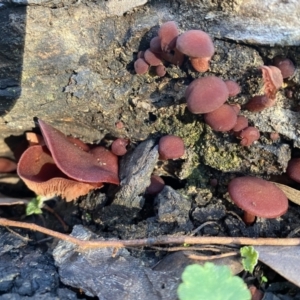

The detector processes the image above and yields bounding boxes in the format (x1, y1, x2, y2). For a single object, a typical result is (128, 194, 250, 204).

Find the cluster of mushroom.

(17, 120, 120, 201)
(134, 21, 215, 76)
(245, 56, 295, 112)
(185, 76, 260, 146)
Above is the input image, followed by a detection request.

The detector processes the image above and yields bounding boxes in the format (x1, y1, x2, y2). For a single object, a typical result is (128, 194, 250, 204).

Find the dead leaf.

(272, 182, 300, 206)
(255, 246, 300, 288)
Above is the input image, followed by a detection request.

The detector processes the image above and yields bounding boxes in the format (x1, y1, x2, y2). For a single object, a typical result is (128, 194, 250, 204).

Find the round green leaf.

(177, 263, 251, 300)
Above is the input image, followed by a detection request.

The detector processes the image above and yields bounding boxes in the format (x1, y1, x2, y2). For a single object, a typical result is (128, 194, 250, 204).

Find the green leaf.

(240, 246, 259, 274)
(26, 196, 44, 216)
(177, 262, 251, 300)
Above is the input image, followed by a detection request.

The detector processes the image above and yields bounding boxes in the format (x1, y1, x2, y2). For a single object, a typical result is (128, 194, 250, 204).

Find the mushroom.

(238, 126, 260, 146)
(204, 104, 238, 132)
(232, 116, 248, 134)
(111, 138, 129, 156)
(176, 29, 214, 72)
(158, 21, 179, 53)
(245, 95, 274, 112)
(146, 175, 165, 195)
(273, 56, 295, 79)
(158, 135, 185, 160)
(185, 76, 229, 114)
(228, 176, 288, 224)
(134, 58, 149, 74)
(155, 65, 166, 77)
(224, 80, 241, 97)
(144, 49, 163, 66)
(0, 158, 17, 173)
(286, 158, 300, 183)
(260, 65, 283, 100)
(17, 145, 101, 201)
(38, 119, 119, 184)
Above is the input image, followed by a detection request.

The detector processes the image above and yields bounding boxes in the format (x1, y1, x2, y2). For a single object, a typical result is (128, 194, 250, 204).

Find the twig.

(4, 226, 32, 242)
(185, 251, 238, 261)
(1, 217, 300, 250)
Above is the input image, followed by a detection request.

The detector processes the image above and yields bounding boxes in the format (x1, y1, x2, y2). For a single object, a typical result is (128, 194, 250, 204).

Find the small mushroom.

(273, 56, 295, 79)
(144, 49, 163, 66)
(111, 138, 129, 156)
(224, 80, 241, 97)
(232, 116, 248, 134)
(228, 176, 288, 224)
(158, 21, 179, 52)
(260, 65, 283, 100)
(286, 158, 300, 183)
(134, 58, 149, 74)
(245, 95, 274, 112)
(176, 29, 214, 72)
(238, 126, 260, 146)
(0, 158, 17, 173)
(185, 76, 229, 114)
(155, 65, 166, 77)
(204, 104, 238, 132)
(158, 135, 185, 160)
(146, 175, 165, 195)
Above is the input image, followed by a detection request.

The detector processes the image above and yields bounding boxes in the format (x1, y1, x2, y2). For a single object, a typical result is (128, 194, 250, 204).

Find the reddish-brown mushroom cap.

(286, 158, 300, 183)
(204, 104, 238, 132)
(245, 95, 274, 112)
(150, 36, 162, 53)
(273, 56, 295, 79)
(38, 120, 119, 185)
(0, 158, 17, 173)
(224, 80, 241, 97)
(144, 49, 163, 66)
(232, 116, 248, 133)
(158, 135, 185, 160)
(17, 145, 101, 201)
(155, 65, 166, 77)
(239, 126, 260, 146)
(176, 30, 214, 59)
(185, 76, 229, 114)
(260, 66, 283, 100)
(111, 138, 128, 156)
(158, 21, 179, 53)
(228, 176, 288, 222)
(146, 175, 165, 195)
(134, 58, 149, 74)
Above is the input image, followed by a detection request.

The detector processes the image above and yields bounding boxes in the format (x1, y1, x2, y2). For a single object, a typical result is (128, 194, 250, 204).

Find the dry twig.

(1, 217, 300, 250)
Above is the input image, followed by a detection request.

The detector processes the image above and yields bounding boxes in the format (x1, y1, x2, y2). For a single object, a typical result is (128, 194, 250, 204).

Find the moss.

(198, 127, 242, 172)
(154, 104, 204, 147)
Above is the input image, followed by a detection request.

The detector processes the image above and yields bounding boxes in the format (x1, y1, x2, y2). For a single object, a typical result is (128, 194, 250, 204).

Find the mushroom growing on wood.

(228, 176, 288, 224)
(176, 29, 214, 72)
(185, 76, 229, 114)
(204, 104, 238, 132)
(158, 21, 179, 53)
(158, 135, 185, 160)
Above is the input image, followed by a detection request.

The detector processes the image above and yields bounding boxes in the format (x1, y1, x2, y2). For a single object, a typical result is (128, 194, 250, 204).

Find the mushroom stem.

(243, 211, 256, 225)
